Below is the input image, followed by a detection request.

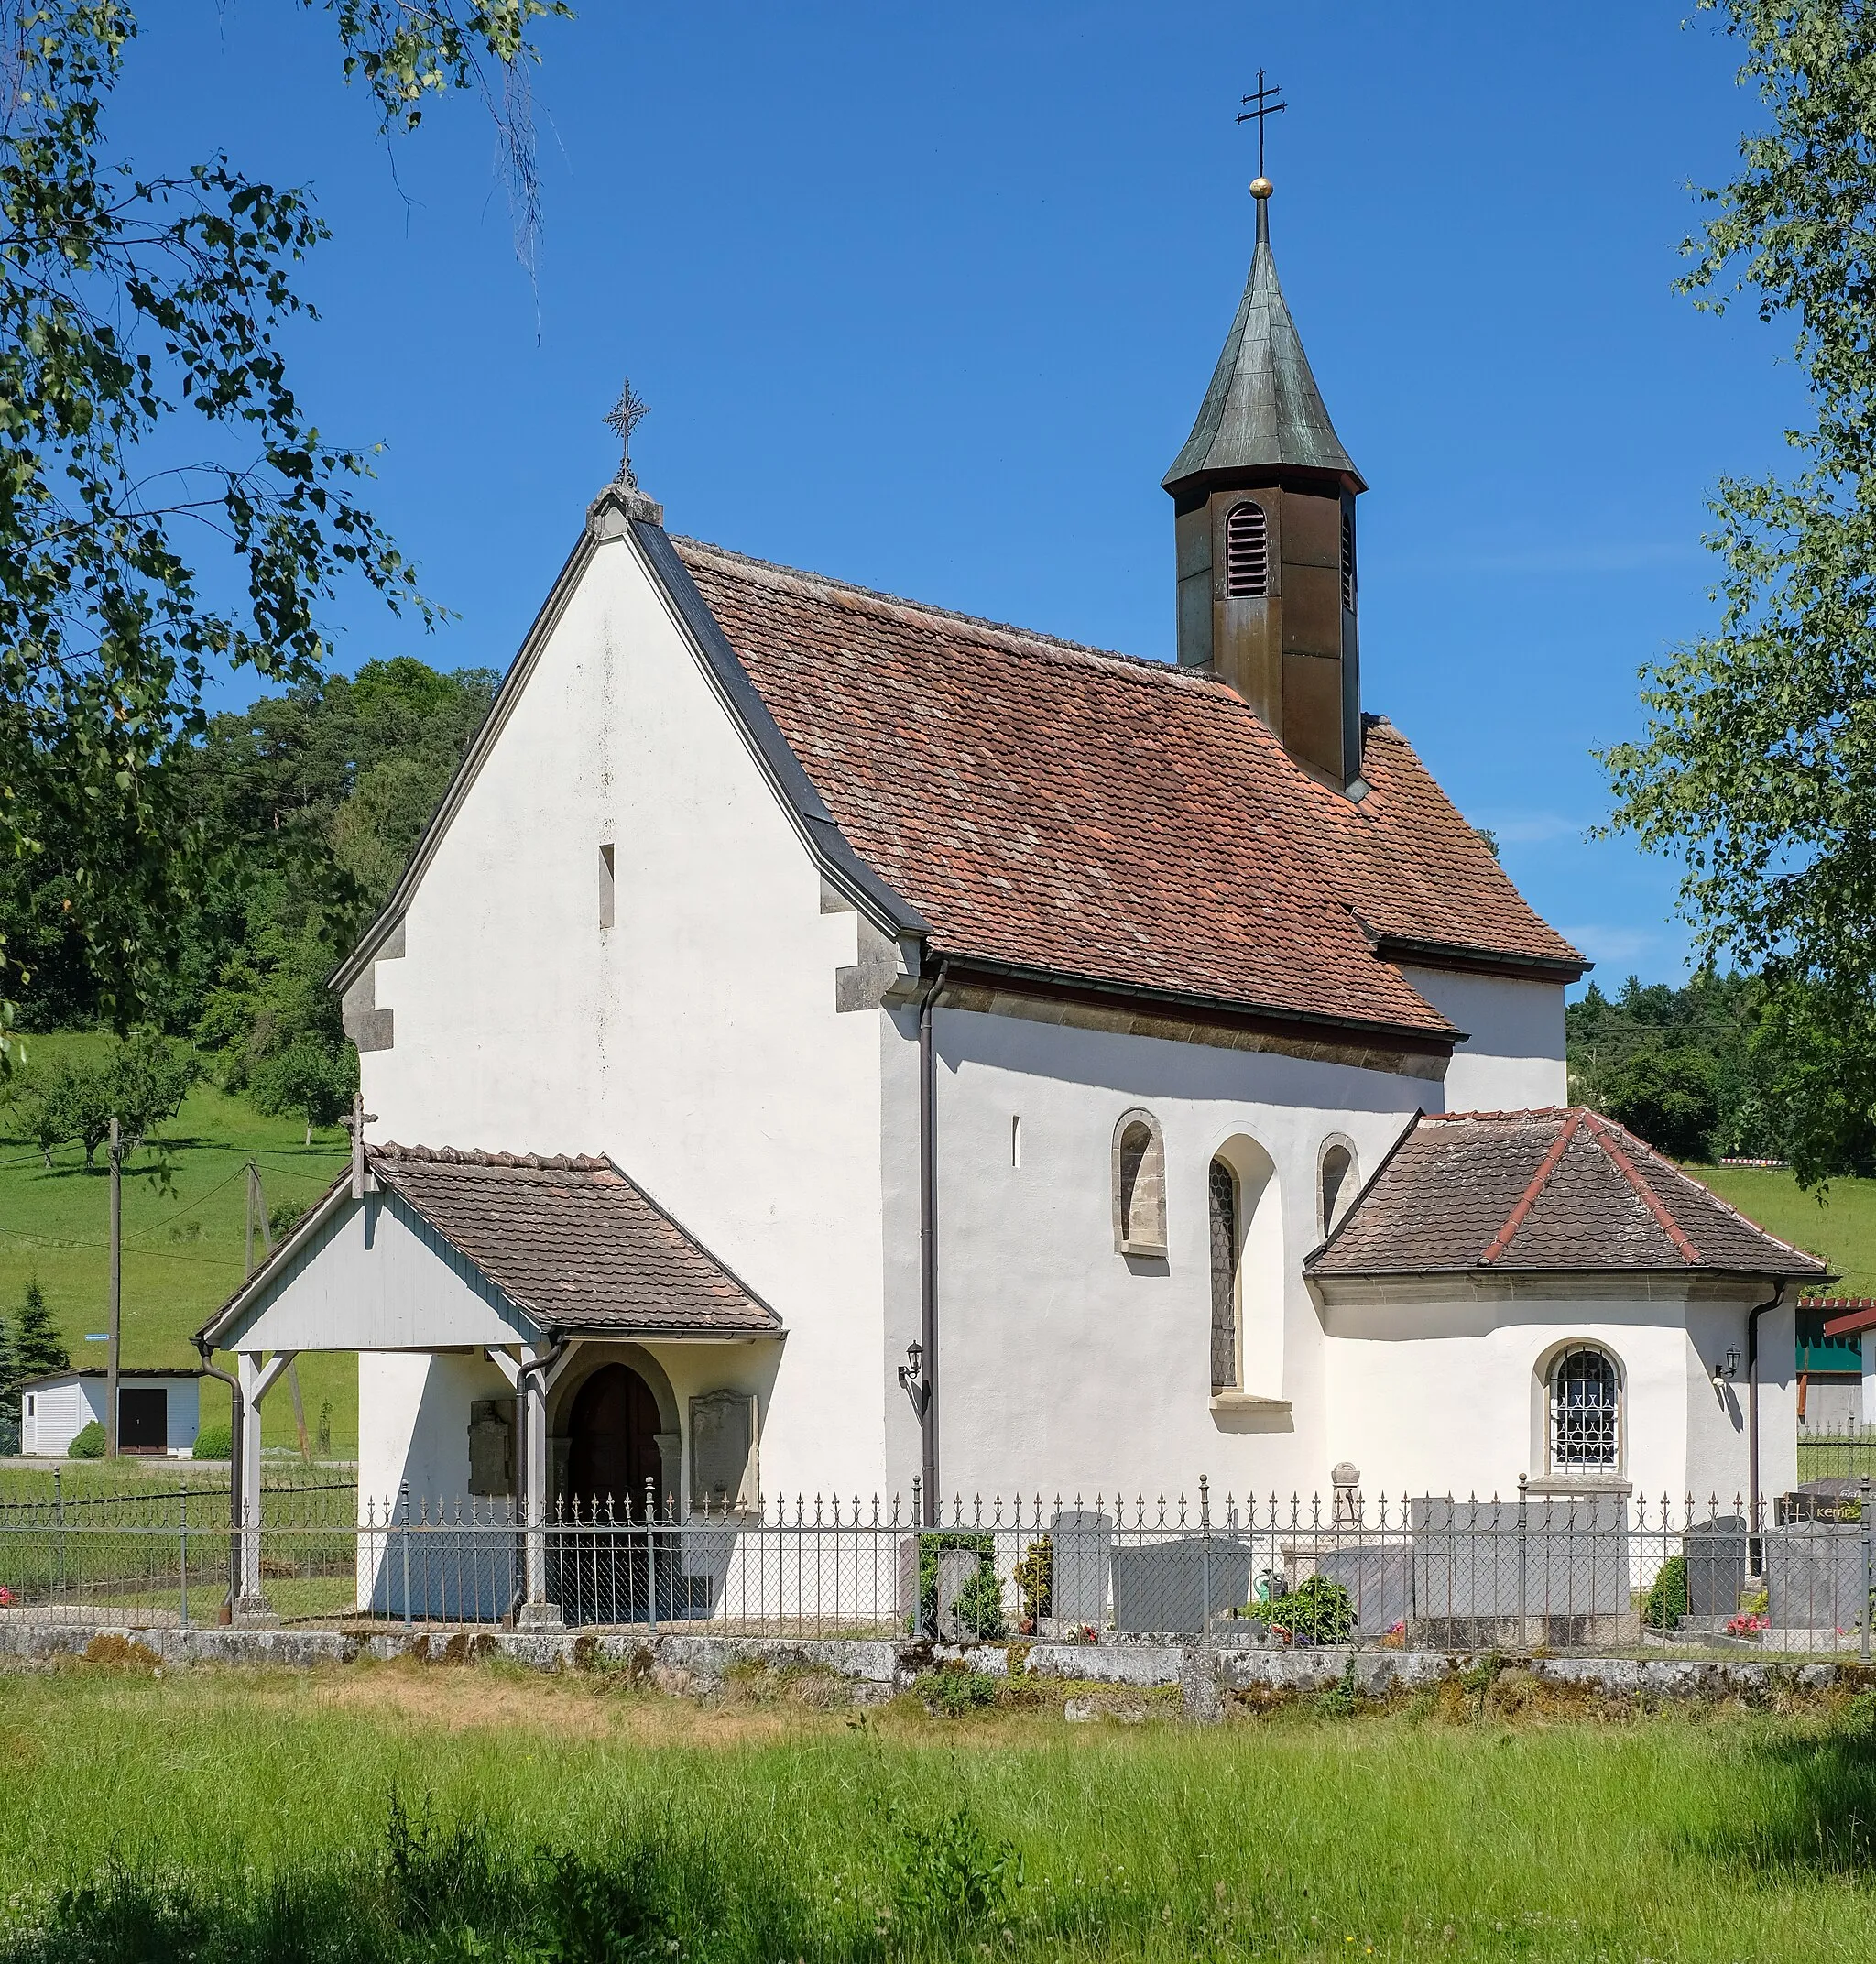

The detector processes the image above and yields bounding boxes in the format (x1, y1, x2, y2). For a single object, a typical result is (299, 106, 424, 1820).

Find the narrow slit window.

(1225, 502, 1269, 598)
(1340, 506, 1357, 613)
(1011, 1115, 1021, 1168)
(1208, 1159, 1239, 1392)
(599, 842, 616, 930)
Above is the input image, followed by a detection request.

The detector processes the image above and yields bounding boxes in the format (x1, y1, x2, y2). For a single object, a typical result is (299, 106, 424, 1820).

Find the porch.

(196, 1142, 785, 1627)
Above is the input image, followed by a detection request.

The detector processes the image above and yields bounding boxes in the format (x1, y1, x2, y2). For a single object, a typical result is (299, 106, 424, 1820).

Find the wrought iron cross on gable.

(605, 380, 649, 490)
(1236, 69, 1286, 180)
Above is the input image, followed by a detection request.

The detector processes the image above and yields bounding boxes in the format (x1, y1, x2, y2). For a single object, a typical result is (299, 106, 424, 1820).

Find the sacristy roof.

(1306, 1108, 1830, 1281)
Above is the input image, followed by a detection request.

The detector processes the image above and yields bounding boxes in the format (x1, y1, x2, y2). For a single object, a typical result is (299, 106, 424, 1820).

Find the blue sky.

(122, 4, 1801, 990)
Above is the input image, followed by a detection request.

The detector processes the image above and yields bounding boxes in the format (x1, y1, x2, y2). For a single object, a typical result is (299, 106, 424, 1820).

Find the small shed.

(18, 1370, 204, 1457)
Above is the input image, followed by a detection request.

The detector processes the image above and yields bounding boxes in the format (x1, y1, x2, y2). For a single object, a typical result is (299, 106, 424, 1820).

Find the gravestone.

(1110, 1539, 1253, 1636)
(689, 1391, 755, 1512)
(466, 1398, 515, 1498)
(1314, 1544, 1411, 1638)
(1411, 1494, 1630, 1643)
(936, 1548, 985, 1641)
(1050, 1511, 1113, 1628)
(1683, 1515, 1749, 1620)
(1763, 1522, 1870, 1631)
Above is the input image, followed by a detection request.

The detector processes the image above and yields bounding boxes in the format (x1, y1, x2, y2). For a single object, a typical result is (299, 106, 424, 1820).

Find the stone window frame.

(1316, 1133, 1358, 1240)
(1112, 1108, 1168, 1258)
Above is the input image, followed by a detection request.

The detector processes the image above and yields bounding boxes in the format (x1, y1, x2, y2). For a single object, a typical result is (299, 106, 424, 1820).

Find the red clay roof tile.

(674, 539, 1581, 1042)
(1307, 1108, 1827, 1279)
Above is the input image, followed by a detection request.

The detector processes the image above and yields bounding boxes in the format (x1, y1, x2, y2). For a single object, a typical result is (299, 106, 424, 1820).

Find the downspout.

(1747, 1279, 1787, 1569)
(193, 1339, 245, 1624)
(918, 961, 948, 1524)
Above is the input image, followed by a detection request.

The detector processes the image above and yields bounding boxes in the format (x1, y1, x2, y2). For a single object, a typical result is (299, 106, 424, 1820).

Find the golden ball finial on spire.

(1249, 177, 1273, 200)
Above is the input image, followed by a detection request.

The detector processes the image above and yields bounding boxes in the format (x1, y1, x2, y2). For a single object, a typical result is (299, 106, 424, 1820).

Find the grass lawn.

(0, 1032, 353, 1453)
(3, 1661, 1876, 1960)
(1680, 1162, 1876, 1295)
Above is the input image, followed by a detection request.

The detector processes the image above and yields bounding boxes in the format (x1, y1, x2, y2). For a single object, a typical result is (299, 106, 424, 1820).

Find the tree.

(22, 1030, 197, 1163)
(1602, 1048, 1721, 1162)
(12, 1276, 70, 1380)
(250, 1030, 355, 1143)
(1600, 1, 1876, 1184)
(0, 1, 566, 1042)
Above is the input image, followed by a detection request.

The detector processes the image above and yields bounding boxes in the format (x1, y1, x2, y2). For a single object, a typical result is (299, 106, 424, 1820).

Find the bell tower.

(1163, 167, 1367, 793)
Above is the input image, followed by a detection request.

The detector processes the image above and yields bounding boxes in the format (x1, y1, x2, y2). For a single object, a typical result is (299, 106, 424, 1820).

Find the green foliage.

(916, 1531, 1004, 1638)
(16, 1031, 198, 1166)
(249, 1032, 356, 1143)
(67, 1419, 105, 1459)
(191, 1423, 232, 1461)
(0, 0, 562, 1042)
(1316, 1654, 1363, 1717)
(1646, 1555, 1691, 1632)
(12, 1277, 71, 1382)
(1568, 969, 1876, 1172)
(890, 1802, 1023, 1929)
(1259, 1573, 1356, 1646)
(1599, 3, 1876, 1185)
(1013, 1535, 1051, 1623)
(912, 1666, 1002, 1717)
(181, 658, 495, 1100)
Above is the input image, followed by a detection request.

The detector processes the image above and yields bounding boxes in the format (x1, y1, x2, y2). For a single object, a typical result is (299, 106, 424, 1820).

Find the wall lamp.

(1713, 1347, 1741, 1388)
(899, 1339, 930, 1419)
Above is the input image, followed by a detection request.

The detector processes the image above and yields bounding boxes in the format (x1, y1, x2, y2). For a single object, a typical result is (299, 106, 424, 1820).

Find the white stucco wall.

(1320, 1280, 1787, 1505)
(1399, 966, 1568, 1112)
(355, 526, 887, 1498)
(915, 1004, 1426, 1505)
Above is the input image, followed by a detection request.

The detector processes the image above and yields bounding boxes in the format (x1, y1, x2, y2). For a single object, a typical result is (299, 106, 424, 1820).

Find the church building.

(202, 178, 1825, 1566)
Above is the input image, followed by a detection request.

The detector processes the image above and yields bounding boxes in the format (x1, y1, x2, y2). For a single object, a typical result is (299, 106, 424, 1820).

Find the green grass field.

(1690, 1162, 1876, 1294)
(0, 1033, 353, 1453)
(2, 1661, 1876, 1960)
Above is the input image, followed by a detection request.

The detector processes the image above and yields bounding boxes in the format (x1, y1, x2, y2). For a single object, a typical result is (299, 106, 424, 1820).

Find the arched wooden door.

(566, 1364, 663, 1522)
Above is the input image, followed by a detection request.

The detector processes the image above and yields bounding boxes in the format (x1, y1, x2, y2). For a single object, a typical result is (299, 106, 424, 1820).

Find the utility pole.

(246, 1160, 311, 1462)
(105, 1116, 121, 1459)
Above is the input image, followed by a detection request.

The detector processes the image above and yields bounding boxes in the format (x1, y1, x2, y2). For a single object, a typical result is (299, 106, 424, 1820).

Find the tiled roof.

(1307, 1108, 1829, 1280)
(674, 540, 1582, 1041)
(366, 1146, 782, 1337)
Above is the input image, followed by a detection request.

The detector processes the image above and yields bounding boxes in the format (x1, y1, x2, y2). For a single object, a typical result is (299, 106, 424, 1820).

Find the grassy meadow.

(0, 1032, 352, 1454)
(2, 1659, 1876, 1960)
(1692, 1162, 1876, 1294)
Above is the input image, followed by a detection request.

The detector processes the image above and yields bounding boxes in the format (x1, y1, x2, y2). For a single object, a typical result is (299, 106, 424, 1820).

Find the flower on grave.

(0, 1588, 12, 1607)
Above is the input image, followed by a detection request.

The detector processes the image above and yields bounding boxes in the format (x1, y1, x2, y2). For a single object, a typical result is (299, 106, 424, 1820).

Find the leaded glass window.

(1209, 1159, 1238, 1391)
(1552, 1348, 1619, 1468)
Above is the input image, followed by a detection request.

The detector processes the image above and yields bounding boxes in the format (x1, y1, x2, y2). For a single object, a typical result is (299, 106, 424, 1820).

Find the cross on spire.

(1236, 68, 1286, 184)
(605, 379, 649, 489)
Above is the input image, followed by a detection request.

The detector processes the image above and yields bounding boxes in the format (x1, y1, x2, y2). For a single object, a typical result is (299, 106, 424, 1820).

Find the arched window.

(1113, 1111, 1167, 1256)
(1225, 502, 1269, 598)
(1340, 505, 1357, 613)
(1319, 1142, 1355, 1238)
(1208, 1158, 1238, 1391)
(1551, 1348, 1620, 1469)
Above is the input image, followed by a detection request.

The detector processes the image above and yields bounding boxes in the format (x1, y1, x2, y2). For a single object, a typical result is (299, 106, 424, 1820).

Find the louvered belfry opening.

(1224, 502, 1269, 598)
(1340, 504, 1356, 613)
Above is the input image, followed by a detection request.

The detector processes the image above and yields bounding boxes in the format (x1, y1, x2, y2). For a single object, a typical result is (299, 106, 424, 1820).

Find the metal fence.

(5, 1478, 1876, 1654)
(1798, 1426, 1876, 1485)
